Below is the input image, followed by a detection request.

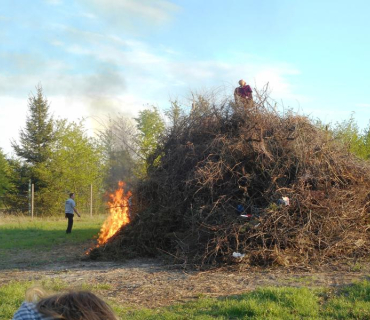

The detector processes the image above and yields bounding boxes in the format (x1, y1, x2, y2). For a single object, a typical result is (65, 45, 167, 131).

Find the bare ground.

(1, 240, 370, 308)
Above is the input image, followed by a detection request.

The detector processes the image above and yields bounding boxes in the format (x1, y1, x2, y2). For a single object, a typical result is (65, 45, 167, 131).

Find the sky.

(1, 0, 370, 155)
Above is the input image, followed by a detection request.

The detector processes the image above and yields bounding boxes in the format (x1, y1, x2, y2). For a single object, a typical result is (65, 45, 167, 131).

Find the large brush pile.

(92, 93, 370, 269)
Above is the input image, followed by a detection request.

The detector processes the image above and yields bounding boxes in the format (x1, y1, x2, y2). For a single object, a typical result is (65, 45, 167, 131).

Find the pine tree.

(12, 85, 54, 164)
(0, 149, 13, 198)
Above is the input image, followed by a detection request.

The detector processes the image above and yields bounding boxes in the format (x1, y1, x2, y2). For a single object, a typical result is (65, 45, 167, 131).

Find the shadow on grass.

(0, 227, 99, 250)
(0, 226, 165, 272)
(0, 227, 102, 270)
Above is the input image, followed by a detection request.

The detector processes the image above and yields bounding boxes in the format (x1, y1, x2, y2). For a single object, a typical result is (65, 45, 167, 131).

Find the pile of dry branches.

(92, 90, 370, 269)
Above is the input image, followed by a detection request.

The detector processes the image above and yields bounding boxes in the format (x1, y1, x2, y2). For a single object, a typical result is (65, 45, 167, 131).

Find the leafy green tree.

(362, 122, 370, 160)
(35, 119, 107, 215)
(332, 114, 367, 159)
(8, 86, 108, 215)
(135, 107, 165, 177)
(12, 85, 54, 165)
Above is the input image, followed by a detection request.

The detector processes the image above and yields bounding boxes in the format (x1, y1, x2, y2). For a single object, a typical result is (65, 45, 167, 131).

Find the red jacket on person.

(235, 85, 253, 99)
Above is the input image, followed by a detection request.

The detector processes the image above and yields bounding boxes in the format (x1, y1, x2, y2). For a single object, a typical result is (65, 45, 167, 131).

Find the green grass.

(0, 279, 112, 320)
(1, 216, 370, 319)
(3, 279, 370, 319)
(0, 214, 106, 250)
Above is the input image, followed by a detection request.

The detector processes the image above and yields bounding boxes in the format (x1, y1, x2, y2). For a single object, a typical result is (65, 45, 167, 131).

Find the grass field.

(0, 214, 105, 250)
(2, 278, 370, 319)
(1, 216, 370, 319)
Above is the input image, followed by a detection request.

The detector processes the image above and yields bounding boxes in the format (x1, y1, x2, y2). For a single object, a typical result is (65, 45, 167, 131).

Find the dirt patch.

(1, 241, 370, 308)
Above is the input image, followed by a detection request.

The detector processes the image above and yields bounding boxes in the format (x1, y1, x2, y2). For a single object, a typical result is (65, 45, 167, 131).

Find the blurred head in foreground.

(13, 288, 118, 320)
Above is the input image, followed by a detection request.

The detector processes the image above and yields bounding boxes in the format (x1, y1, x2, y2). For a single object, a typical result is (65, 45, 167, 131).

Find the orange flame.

(86, 181, 132, 255)
(98, 181, 132, 246)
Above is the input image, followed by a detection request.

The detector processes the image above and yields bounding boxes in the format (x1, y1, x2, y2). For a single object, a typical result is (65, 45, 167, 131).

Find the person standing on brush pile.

(65, 192, 80, 234)
(234, 79, 253, 108)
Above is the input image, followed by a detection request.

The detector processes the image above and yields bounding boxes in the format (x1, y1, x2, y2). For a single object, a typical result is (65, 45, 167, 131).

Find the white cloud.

(254, 68, 301, 99)
(164, 60, 303, 102)
(0, 96, 28, 156)
(0, 93, 147, 155)
(355, 103, 370, 108)
(80, 0, 180, 31)
(1, 27, 304, 107)
(51, 27, 302, 103)
(0, 16, 305, 153)
(93, 0, 179, 22)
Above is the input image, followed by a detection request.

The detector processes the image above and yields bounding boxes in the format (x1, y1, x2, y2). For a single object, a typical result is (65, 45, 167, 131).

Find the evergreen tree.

(165, 100, 184, 130)
(0, 149, 14, 199)
(12, 85, 54, 164)
(3, 158, 30, 212)
(8, 86, 108, 215)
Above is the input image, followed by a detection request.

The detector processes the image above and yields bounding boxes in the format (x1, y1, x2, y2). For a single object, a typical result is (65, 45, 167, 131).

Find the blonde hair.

(25, 287, 48, 303)
(238, 79, 246, 86)
(26, 289, 117, 320)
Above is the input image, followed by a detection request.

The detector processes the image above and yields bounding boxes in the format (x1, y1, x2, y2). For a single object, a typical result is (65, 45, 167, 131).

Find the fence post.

(28, 179, 31, 217)
(90, 184, 93, 218)
(31, 184, 34, 219)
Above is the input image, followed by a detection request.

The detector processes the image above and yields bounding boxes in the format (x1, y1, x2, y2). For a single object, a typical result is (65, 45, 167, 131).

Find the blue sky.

(1, 0, 370, 154)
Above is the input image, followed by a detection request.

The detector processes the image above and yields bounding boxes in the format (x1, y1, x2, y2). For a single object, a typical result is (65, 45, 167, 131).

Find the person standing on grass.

(65, 193, 80, 234)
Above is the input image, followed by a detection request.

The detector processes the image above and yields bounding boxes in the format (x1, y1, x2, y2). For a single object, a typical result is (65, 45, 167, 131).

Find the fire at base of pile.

(87, 181, 132, 258)
(90, 92, 370, 269)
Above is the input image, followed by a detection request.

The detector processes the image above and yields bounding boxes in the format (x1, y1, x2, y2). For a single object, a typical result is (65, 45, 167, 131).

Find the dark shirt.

(235, 85, 253, 99)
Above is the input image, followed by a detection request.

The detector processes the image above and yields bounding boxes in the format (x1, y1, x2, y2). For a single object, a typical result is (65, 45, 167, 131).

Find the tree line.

(0, 85, 166, 215)
(0, 85, 369, 215)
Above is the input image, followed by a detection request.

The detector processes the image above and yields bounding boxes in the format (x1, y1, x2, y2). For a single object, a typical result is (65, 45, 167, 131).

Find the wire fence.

(0, 184, 108, 217)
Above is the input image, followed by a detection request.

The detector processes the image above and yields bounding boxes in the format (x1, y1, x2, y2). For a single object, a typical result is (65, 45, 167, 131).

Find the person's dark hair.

(69, 193, 74, 198)
(36, 291, 117, 320)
